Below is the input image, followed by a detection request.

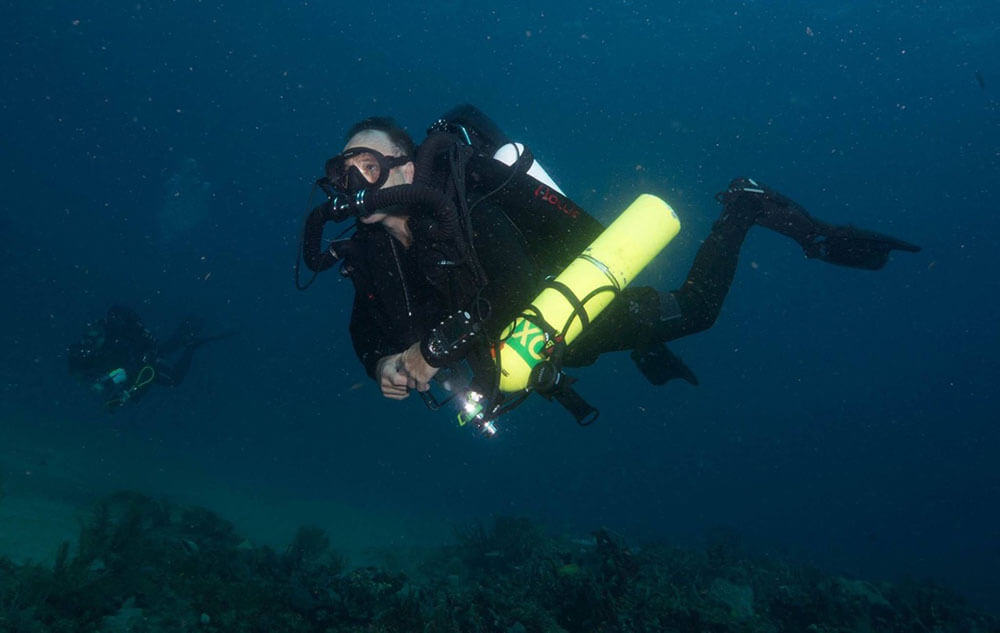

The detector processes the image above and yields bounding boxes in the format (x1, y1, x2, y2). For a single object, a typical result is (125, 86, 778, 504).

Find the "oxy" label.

(506, 319, 548, 367)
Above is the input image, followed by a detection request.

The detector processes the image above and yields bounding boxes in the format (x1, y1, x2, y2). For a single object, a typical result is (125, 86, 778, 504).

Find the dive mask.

(74, 323, 106, 359)
(321, 147, 411, 196)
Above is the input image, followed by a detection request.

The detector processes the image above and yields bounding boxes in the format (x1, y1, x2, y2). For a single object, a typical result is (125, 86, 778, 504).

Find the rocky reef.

(0, 492, 995, 632)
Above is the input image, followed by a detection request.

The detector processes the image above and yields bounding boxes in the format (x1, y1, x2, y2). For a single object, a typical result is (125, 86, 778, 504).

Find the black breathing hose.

(301, 183, 461, 273)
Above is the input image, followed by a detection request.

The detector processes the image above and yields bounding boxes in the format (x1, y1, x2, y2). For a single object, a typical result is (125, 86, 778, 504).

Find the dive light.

(421, 310, 481, 368)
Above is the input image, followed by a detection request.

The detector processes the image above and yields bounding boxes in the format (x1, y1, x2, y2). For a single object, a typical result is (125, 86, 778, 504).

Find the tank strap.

(540, 278, 591, 334)
(542, 374, 599, 426)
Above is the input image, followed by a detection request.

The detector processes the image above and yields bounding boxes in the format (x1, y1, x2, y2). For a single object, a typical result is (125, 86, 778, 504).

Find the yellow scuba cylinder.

(495, 194, 681, 392)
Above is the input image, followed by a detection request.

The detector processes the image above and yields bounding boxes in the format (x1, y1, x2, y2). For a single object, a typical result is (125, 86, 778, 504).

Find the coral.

(0, 493, 996, 633)
(709, 577, 755, 621)
(283, 524, 332, 572)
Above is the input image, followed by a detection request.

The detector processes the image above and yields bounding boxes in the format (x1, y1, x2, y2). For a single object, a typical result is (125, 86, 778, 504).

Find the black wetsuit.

(68, 306, 206, 408)
(339, 154, 746, 385)
(332, 107, 919, 390)
(342, 175, 589, 378)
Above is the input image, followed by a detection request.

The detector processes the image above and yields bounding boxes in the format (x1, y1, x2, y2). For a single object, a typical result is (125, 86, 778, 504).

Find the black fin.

(631, 343, 699, 386)
(799, 225, 921, 270)
(188, 328, 238, 351)
(719, 177, 921, 271)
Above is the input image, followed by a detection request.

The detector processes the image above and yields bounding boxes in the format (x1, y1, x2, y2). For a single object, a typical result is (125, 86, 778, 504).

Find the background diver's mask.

(67, 322, 107, 374)
(320, 147, 411, 197)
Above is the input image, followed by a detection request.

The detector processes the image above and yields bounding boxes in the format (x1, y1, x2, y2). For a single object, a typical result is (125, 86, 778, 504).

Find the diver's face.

(342, 130, 414, 224)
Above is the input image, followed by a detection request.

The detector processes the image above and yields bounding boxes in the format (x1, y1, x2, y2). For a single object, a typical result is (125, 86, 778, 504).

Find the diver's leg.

(155, 328, 234, 387)
(721, 177, 921, 270)
(565, 179, 762, 359)
(562, 190, 758, 382)
(564, 178, 920, 384)
(159, 315, 204, 355)
(664, 191, 759, 339)
(561, 286, 703, 385)
(649, 175, 922, 339)
(154, 348, 195, 387)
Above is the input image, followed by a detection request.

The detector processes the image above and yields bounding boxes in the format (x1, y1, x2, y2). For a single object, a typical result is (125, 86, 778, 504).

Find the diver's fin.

(795, 224, 921, 270)
(718, 177, 921, 270)
(630, 342, 699, 386)
(188, 328, 238, 350)
(160, 315, 205, 353)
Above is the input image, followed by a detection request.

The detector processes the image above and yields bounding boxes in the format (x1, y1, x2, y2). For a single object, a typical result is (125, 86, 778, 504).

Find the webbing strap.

(553, 383, 599, 426)
(521, 306, 559, 340)
(542, 279, 590, 334)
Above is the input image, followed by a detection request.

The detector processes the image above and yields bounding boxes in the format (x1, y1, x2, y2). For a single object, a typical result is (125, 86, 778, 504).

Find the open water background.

(2, 0, 998, 613)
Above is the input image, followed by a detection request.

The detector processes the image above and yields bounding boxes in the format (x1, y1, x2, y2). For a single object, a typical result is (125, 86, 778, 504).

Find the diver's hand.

(376, 353, 411, 400)
(399, 342, 439, 393)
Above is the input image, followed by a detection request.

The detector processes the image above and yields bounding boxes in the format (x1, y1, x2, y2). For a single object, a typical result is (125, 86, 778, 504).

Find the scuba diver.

(67, 305, 229, 410)
(299, 105, 920, 432)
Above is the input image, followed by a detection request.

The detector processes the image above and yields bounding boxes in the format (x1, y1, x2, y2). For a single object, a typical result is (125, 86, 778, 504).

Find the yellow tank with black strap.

(495, 193, 681, 392)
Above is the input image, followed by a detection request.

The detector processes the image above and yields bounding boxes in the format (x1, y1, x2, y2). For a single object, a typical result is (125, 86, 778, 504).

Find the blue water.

(3, 0, 998, 612)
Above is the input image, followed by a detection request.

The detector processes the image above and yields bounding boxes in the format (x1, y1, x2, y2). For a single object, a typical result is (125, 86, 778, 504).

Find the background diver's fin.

(631, 342, 699, 386)
(161, 317, 237, 355)
(189, 328, 238, 350)
(160, 315, 205, 354)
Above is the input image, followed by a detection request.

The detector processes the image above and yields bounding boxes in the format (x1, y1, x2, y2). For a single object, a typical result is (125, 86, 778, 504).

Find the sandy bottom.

(0, 412, 451, 569)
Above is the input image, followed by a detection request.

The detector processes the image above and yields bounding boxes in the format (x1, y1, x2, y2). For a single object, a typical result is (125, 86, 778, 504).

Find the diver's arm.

(375, 353, 411, 400)
(399, 342, 437, 392)
(375, 342, 438, 399)
(348, 295, 397, 381)
(349, 301, 437, 398)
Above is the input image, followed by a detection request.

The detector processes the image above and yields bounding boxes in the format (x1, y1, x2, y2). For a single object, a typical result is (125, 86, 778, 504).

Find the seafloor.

(2, 491, 997, 632)
(3, 415, 997, 632)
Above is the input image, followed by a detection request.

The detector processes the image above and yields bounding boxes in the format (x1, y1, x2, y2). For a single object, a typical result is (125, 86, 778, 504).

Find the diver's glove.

(718, 177, 921, 270)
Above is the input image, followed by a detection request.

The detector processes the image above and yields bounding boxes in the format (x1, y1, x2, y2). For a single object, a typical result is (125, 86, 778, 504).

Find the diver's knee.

(671, 291, 720, 336)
